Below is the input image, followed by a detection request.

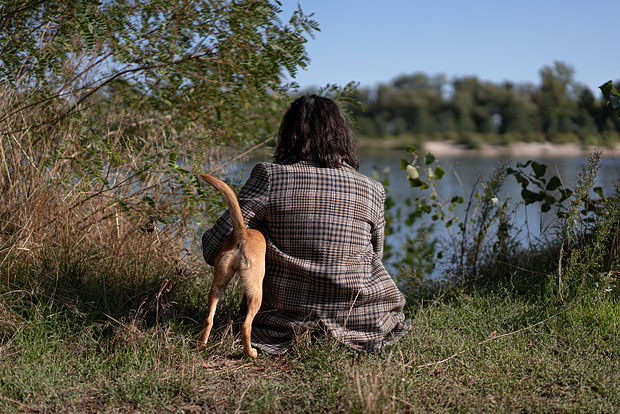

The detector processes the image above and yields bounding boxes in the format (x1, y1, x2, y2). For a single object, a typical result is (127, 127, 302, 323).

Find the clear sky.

(279, 1, 619, 94)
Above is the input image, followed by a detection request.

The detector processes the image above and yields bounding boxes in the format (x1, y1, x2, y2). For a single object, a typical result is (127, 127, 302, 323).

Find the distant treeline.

(352, 62, 620, 147)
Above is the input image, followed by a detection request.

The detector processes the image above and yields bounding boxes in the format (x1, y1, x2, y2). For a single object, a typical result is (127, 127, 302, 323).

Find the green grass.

(1, 286, 618, 413)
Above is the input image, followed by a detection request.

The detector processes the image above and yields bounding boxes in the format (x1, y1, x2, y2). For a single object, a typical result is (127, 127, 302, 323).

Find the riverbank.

(359, 136, 620, 158)
(422, 140, 620, 158)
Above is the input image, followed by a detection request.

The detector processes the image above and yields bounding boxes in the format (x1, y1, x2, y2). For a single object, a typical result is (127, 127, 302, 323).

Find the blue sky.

(279, 1, 619, 94)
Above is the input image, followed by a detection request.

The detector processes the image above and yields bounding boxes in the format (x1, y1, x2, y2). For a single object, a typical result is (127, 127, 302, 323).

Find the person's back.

(261, 160, 381, 277)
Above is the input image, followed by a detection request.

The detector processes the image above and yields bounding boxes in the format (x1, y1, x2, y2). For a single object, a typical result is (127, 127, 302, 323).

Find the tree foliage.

(1, 0, 318, 142)
(353, 61, 620, 147)
(600, 80, 620, 119)
(0, 0, 319, 237)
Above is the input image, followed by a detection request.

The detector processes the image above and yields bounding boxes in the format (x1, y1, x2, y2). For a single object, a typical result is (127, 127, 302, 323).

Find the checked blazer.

(202, 160, 409, 354)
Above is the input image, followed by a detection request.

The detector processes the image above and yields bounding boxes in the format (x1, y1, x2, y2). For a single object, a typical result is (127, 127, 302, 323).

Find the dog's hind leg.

(239, 267, 265, 358)
(196, 253, 236, 350)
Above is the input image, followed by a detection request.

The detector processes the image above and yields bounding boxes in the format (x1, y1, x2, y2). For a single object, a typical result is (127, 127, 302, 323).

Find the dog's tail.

(199, 174, 248, 246)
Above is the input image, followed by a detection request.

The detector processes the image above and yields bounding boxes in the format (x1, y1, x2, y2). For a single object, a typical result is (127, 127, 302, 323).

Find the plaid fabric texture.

(202, 160, 409, 354)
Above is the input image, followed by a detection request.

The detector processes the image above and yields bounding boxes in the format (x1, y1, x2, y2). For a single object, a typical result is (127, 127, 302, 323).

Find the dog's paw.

(246, 347, 258, 358)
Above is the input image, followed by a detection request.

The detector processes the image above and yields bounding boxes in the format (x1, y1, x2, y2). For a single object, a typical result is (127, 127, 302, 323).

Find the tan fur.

(196, 174, 266, 358)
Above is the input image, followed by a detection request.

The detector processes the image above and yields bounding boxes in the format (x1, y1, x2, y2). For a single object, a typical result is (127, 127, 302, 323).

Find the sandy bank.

(420, 141, 620, 159)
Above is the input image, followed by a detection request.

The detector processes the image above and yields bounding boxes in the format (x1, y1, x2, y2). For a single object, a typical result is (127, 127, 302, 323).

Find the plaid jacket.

(202, 160, 409, 354)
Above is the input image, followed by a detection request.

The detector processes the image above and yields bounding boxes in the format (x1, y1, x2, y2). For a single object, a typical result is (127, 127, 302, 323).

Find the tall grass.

(0, 83, 249, 411)
(389, 146, 619, 301)
(0, 84, 230, 346)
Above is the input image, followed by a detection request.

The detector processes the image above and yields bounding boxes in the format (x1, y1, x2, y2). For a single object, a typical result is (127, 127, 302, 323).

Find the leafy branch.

(600, 80, 620, 118)
(507, 160, 574, 215)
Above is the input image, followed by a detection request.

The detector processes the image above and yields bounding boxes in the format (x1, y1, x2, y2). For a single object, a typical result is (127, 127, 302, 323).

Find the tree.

(363, 73, 445, 137)
(0, 0, 320, 229)
(1, 0, 318, 143)
(498, 82, 537, 136)
(535, 61, 576, 137)
(350, 62, 619, 143)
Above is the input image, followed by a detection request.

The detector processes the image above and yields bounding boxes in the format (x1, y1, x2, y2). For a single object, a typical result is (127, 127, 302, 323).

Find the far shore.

(361, 139, 620, 159)
(423, 140, 620, 159)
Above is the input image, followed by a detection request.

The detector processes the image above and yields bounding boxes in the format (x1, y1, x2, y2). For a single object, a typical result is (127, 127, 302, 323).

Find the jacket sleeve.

(370, 184, 387, 259)
(201, 163, 271, 266)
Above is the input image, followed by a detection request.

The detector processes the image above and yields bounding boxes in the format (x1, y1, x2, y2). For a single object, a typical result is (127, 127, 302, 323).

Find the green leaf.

(406, 165, 419, 180)
(531, 161, 547, 178)
(435, 165, 445, 180)
(409, 177, 427, 189)
(545, 176, 563, 191)
(512, 173, 529, 188)
(168, 152, 179, 169)
(116, 199, 130, 213)
(142, 195, 156, 208)
(400, 159, 409, 169)
(424, 152, 437, 165)
(593, 187, 604, 198)
(406, 145, 416, 154)
(600, 81, 620, 117)
(521, 189, 545, 205)
(600, 81, 614, 97)
(559, 189, 573, 202)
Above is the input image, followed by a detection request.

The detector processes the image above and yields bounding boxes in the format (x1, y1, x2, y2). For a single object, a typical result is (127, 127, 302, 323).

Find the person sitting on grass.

(202, 94, 409, 354)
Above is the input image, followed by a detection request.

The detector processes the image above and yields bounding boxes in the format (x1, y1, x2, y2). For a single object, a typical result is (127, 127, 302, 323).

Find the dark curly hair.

(273, 94, 360, 171)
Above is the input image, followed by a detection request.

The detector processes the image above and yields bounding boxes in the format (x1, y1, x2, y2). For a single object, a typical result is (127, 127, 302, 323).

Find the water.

(360, 151, 620, 274)
(236, 150, 620, 275)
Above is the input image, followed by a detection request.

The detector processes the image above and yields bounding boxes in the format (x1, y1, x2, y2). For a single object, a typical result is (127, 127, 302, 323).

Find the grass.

(1, 287, 619, 413)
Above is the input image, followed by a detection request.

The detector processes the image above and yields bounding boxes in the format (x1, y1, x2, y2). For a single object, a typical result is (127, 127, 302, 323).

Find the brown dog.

(196, 174, 266, 358)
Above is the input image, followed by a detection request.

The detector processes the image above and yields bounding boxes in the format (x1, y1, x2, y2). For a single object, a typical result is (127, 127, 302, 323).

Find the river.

(235, 148, 620, 275)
